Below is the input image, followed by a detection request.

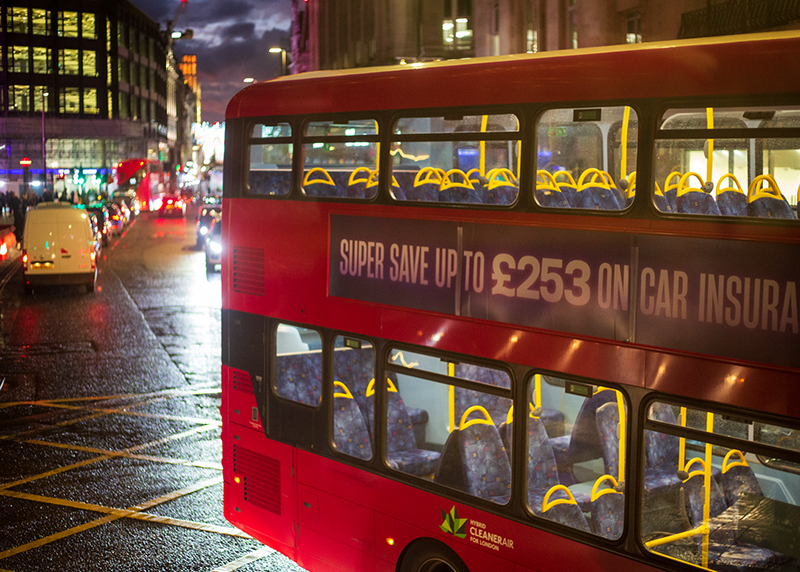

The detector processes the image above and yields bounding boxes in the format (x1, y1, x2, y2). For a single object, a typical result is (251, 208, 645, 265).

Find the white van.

(22, 202, 97, 294)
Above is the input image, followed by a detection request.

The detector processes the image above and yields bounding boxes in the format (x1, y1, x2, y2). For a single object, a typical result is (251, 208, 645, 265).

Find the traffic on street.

(0, 201, 304, 572)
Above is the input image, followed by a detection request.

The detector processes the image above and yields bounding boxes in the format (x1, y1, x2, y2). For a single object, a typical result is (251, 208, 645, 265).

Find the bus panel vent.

(232, 369, 254, 394)
(233, 246, 265, 296)
(233, 444, 281, 515)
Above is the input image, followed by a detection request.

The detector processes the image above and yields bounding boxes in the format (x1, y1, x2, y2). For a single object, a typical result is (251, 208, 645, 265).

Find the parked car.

(86, 204, 111, 246)
(22, 202, 97, 294)
(86, 210, 103, 257)
(196, 205, 222, 246)
(106, 203, 125, 236)
(204, 218, 222, 272)
(108, 198, 132, 224)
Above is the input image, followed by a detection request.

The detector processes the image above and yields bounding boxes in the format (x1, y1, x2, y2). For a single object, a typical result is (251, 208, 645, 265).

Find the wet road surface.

(0, 205, 305, 572)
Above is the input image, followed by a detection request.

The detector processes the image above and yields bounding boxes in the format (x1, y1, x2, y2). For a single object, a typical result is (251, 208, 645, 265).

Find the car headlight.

(209, 241, 222, 254)
(200, 226, 209, 235)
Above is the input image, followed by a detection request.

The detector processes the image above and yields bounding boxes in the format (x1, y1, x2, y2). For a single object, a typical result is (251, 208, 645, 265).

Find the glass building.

(0, 0, 192, 197)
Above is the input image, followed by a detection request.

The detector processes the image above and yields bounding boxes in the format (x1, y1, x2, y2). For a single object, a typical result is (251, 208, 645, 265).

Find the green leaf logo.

(439, 506, 467, 538)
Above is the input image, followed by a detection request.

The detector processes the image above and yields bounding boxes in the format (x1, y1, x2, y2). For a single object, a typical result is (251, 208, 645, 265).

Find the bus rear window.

(391, 113, 521, 205)
(654, 107, 799, 220)
(302, 119, 380, 199)
(273, 323, 322, 407)
(535, 106, 637, 211)
(248, 122, 292, 196)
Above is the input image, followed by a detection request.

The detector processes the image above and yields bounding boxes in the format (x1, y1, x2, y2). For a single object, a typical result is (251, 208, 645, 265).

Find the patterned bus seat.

(747, 174, 796, 219)
(248, 169, 292, 196)
(718, 450, 763, 507)
(573, 169, 621, 211)
(332, 382, 372, 460)
(274, 353, 322, 406)
(302, 167, 342, 197)
(553, 170, 579, 206)
(364, 378, 440, 477)
(434, 406, 511, 504)
(550, 388, 617, 485)
(333, 345, 375, 412)
(527, 415, 590, 530)
(663, 171, 682, 212)
(674, 172, 721, 215)
(653, 182, 674, 213)
(589, 475, 624, 540)
(536, 170, 571, 208)
(716, 174, 747, 216)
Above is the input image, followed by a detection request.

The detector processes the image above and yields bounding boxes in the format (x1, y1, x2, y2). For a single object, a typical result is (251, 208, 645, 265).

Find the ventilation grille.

(232, 369, 254, 394)
(233, 445, 281, 515)
(233, 246, 265, 296)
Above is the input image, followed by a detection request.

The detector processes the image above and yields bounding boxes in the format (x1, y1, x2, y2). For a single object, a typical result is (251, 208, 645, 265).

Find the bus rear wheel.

(399, 540, 469, 572)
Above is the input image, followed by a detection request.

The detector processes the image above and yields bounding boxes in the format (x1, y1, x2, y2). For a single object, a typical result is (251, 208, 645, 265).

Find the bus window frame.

(271, 321, 324, 409)
(245, 117, 297, 198)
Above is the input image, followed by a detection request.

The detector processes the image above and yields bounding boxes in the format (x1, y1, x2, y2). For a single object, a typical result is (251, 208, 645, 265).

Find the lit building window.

(82, 13, 96, 39)
(10, 85, 31, 112)
(118, 91, 130, 118)
(31, 9, 50, 35)
(119, 58, 130, 83)
(84, 88, 99, 115)
(8, 7, 29, 34)
(118, 22, 128, 49)
(443, 0, 473, 51)
(10, 46, 30, 73)
(32, 47, 52, 74)
(60, 87, 81, 113)
(58, 11, 79, 37)
(83, 51, 97, 77)
(626, 12, 642, 43)
(58, 49, 80, 75)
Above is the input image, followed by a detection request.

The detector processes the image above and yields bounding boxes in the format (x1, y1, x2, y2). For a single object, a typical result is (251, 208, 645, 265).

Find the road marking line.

(128, 512, 251, 538)
(209, 547, 276, 572)
(0, 454, 113, 491)
(0, 477, 224, 560)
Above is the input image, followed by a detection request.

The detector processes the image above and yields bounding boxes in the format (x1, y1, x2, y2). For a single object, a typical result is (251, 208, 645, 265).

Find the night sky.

(128, 0, 292, 123)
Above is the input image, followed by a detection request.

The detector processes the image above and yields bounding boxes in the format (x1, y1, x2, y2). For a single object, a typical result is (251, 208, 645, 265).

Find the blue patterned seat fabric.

(274, 353, 322, 406)
(333, 347, 375, 413)
(550, 390, 616, 485)
(717, 191, 748, 216)
(452, 364, 512, 430)
(332, 390, 373, 460)
(248, 169, 292, 196)
(748, 196, 796, 219)
(573, 186, 621, 210)
(719, 463, 763, 507)
(434, 419, 511, 504)
(590, 491, 624, 540)
(527, 415, 590, 531)
(364, 380, 441, 478)
(676, 191, 722, 215)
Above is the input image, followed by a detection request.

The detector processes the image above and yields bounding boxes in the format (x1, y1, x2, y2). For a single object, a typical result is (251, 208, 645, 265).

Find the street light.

(269, 47, 287, 76)
(243, 77, 256, 84)
(41, 90, 49, 194)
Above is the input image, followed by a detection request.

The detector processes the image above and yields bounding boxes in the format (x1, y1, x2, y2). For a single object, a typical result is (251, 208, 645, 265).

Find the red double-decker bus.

(221, 32, 800, 572)
(115, 158, 167, 212)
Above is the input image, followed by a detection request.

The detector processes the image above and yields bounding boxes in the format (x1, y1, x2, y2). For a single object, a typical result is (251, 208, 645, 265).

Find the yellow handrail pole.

(534, 374, 542, 411)
(645, 524, 710, 549)
(616, 391, 626, 483)
(621, 106, 631, 181)
(706, 108, 714, 186)
(702, 411, 714, 568)
(679, 406, 687, 472)
(480, 115, 489, 176)
(375, 120, 380, 171)
(448, 362, 456, 433)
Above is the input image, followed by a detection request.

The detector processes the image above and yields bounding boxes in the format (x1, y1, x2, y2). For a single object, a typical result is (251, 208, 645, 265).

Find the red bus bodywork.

(222, 33, 800, 572)
(116, 159, 166, 212)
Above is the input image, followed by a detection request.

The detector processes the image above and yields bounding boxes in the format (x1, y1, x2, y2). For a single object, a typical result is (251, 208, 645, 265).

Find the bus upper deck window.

(248, 122, 293, 196)
(653, 107, 799, 220)
(535, 106, 637, 212)
(301, 119, 380, 200)
(390, 113, 521, 206)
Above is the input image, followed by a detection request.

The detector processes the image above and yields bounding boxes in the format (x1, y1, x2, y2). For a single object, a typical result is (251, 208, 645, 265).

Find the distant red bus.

(115, 159, 166, 212)
(222, 33, 800, 572)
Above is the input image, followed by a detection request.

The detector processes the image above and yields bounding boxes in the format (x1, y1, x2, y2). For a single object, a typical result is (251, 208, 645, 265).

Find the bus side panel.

(297, 520, 377, 572)
(223, 424, 296, 556)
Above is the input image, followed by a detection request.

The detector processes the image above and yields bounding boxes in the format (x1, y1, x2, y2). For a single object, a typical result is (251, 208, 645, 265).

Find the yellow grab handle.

(748, 174, 783, 202)
(677, 172, 706, 197)
(459, 405, 494, 430)
(365, 377, 398, 397)
(333, 381, 354, 399)
(303, 167, 335, 186)
(348, 167, 374, 186)
(722, 449, 749, 473)
(683, 456, 708, 480)
(413, 167, 445, 187)
(542, 484, 578, 513)
(664, 171, 682, 193)
(716, 173, 745, 196)
(536, 170, 559, 191)
(440, 169, 474, 192)
(590, 474, 621, 502)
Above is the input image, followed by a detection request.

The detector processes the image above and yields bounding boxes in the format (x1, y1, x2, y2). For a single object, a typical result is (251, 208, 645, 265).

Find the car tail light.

(22, 250, 28, 264)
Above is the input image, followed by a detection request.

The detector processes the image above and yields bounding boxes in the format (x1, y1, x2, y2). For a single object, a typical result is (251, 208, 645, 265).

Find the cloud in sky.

(129, 0, 292, 123)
